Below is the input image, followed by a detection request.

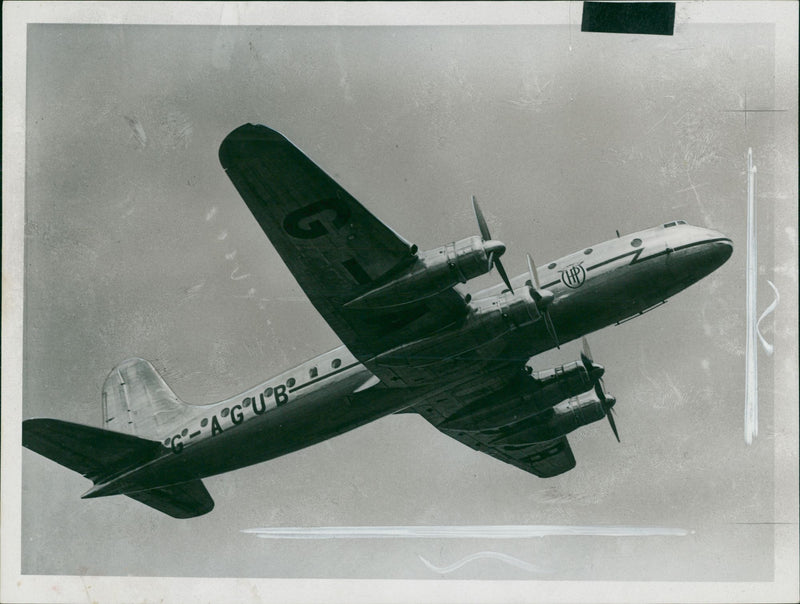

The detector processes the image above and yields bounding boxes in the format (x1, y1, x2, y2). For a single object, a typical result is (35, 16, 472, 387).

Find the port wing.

(219, 124, 467, 359)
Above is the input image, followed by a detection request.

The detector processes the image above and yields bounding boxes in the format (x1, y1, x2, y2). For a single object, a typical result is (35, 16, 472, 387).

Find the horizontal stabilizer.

(125, 481, 214, 519)
(22, 418, 162, 483)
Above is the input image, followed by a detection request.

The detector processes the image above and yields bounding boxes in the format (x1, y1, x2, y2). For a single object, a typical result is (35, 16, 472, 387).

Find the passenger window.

(548, 262, 556, 269)
(201, 418, 208, 427)
(181, 428, 188, 437)
(583, 248, 593, 255)
(631, 238, 642, 247)
(309, 367, 318, 378)
(287, 377, 296, 387)
(221, 408, 229, 417)
(332, 358, 342, 369)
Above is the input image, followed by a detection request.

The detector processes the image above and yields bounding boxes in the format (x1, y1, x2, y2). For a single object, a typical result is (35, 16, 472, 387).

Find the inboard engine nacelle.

(344, 235, 506, 309)
(441, 357, 605, 432)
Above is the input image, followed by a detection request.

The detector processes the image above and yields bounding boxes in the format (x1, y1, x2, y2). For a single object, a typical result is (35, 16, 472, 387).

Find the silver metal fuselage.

(89, 222, 732, 497)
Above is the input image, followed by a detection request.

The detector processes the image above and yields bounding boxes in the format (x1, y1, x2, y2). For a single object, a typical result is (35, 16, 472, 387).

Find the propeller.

(472, 196, 513, 293)
(579, 336, 605, 382)
(526, 253, 560, 349)
(600, 387, 620, 443)
(581, 336, 620, 442)
(582, 337, 619, 442)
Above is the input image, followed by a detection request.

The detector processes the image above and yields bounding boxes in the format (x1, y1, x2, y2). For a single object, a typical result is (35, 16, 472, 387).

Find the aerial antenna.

(616, 229, 621, 238)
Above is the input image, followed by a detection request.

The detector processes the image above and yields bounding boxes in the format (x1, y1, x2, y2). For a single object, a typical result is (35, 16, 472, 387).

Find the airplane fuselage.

(86, 221, 731, 498)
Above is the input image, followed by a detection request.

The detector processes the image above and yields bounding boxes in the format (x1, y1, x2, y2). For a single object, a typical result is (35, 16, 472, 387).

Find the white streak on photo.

(418, 551, 555, 575)
(242, 525, 690, 539)
(745, 148, 758, 445)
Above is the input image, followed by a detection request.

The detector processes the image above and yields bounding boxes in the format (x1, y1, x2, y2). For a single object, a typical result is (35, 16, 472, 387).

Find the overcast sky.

(13, 7, 796, 592)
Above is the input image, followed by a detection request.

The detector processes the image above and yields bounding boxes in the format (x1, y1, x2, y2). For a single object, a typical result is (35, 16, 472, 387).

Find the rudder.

(102, 358, 198, 442)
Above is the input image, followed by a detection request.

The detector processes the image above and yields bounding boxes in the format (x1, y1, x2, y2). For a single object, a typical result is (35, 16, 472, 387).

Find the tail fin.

(23, 418, 214, 518)
(102, 358, 198, 442)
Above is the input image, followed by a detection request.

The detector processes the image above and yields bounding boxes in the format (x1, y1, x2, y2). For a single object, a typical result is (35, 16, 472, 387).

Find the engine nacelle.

(440, 358, 605, 431)
(373, 286, 543, 370)
(490, 390, 613, 445)
(344, 235, 505, 310)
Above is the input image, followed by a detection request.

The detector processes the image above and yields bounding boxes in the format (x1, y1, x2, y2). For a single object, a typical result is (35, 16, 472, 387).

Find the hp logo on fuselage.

(560, 263, 586, 289)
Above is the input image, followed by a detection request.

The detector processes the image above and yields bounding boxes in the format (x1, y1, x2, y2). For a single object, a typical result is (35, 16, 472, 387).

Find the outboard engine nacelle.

(490, 390, 616, 445)
(344, 236, 505, 310)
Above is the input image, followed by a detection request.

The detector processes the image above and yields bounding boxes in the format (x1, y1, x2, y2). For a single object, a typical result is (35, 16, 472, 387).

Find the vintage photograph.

(2, 3, 797, 603)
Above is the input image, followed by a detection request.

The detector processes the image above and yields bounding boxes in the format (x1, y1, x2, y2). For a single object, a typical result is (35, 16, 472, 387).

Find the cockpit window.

(677, 220, 686, 225)
(664, 221, 677, 228)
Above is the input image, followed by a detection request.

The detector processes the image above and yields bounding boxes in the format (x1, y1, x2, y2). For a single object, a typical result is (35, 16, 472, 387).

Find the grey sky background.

(16, 18, 794, 584)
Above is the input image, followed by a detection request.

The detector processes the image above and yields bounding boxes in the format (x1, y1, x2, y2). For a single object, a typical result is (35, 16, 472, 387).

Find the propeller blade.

(581, 336, 593, 362)
(526, 253, 559, 349)
(544, 311, 560, 349)
(472, 196, 512, 291)
(526, 253, 541, 289)
(594, 378, 605, 401)
(607, 410, 620, 443)
(472, 196, 492, 241)
(495, 258, 514, 293)
(595, 378, 619, 443)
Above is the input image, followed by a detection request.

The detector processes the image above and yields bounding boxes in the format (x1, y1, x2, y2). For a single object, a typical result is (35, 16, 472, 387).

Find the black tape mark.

(582, 2, 675, 36)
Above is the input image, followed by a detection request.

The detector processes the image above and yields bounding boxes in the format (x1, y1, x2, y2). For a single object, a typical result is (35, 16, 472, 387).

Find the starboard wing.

(219, 124, 467, 359)
(403, 376, 577, 478)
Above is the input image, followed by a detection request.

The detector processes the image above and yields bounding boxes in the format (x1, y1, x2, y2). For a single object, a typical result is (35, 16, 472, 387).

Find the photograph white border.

(2, 2, 797, 602)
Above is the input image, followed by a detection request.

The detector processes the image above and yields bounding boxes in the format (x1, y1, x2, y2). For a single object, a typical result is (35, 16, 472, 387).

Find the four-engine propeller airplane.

(23, 124, 733, 518)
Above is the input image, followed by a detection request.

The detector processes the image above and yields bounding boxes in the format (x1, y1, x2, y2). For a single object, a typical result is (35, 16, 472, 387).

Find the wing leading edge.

(219, 124, 467, 359)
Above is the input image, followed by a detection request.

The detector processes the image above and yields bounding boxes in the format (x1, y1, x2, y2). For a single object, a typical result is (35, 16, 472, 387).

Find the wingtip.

(219, 123, 289, 167)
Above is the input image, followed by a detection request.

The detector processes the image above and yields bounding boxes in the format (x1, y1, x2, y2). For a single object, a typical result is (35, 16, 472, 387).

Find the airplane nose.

(682, 231, 733, 279)
(707, 233, 733, 268)
(667, 229, 733, 284)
